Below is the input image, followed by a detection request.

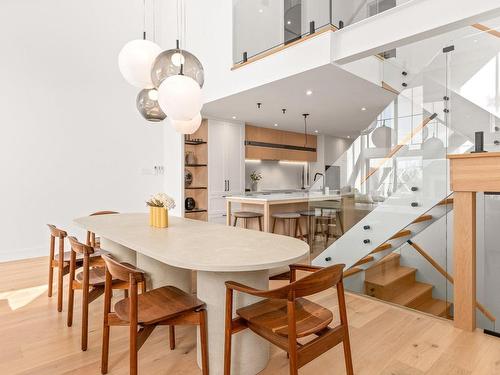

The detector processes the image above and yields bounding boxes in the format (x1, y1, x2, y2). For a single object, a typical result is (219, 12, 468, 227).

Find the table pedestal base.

(136, 253, 192, 293)
(100, 238, 137, 265)
(196, 270, 270, 375)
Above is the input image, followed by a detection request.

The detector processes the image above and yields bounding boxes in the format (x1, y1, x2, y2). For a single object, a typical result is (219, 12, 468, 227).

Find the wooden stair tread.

(438, 198, 453, 206)
(344, 267, 362, 278)
(386, 282, 432, 307)
(415, 298, 451, 318)
(389, 229, 412, 240)
(365, 266, 416, 287)
(354, 256, 375, 266)
(412, 214, 433, 224)
(370, 243, 392, 254)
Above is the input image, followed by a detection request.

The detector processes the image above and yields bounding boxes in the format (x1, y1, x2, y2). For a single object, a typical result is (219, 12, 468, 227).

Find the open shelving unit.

(184, 119, 208, 221)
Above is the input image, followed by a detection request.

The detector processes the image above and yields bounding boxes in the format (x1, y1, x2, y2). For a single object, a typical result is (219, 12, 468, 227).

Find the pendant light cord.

(143, 0, 146, 40)
(303, 114, 309, 147)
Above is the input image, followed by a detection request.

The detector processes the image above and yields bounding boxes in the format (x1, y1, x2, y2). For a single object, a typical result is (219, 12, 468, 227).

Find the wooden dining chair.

(100, 254, 209, 375)
(67, 236, 130, 351)
(224, 263, 353, 375)
(86, 211, 119, 248)
(47, 224, 72, 312)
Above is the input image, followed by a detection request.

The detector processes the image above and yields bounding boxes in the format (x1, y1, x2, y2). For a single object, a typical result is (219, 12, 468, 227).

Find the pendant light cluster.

(118, 0, 204, 134)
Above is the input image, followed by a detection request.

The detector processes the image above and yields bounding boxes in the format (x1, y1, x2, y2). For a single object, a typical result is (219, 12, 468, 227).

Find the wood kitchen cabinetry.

(245, 124, 317, 162)
(208, 120, 245, 224)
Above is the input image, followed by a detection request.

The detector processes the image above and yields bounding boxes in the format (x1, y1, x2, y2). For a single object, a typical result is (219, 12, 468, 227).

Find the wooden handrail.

(472, 23, 500, 39)
(408, 240, 496, 322)
(361, 113, 437, 184)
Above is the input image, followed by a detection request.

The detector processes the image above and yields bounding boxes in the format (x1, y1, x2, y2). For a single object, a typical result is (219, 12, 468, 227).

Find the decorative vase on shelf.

(250, 181, 258, 192)
(185, 151, 197, 165)
(149, 206, 168, 228)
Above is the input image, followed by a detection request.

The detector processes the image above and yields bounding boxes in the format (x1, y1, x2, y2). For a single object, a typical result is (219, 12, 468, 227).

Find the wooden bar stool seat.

(272, 212, 304, 240)
(233, 211, 263, 230)
(101, 254, 209, 375)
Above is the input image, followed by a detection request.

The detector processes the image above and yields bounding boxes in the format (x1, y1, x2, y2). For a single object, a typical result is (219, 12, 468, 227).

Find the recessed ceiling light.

(232, 116, 236, 119)
(306, 90, 313, 96)
(347, 135, 351, 139)
(314, 130, 319, 133)
(258, 8, 263, 13)
(361, 107, 366, 111)
(274, 123, 278, 127)
(287, 20, 291, 25)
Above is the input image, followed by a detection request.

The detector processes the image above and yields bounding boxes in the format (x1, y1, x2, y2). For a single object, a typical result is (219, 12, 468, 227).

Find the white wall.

(0, 0, 165, 261)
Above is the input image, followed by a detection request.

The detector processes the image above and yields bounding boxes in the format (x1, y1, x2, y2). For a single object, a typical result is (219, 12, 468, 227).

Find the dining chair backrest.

(101, 254, 145, 285)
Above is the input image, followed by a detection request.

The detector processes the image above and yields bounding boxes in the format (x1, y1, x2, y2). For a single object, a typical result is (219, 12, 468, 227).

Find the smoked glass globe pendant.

(136, 88, 166, 122)
(151, 40, 204, 88)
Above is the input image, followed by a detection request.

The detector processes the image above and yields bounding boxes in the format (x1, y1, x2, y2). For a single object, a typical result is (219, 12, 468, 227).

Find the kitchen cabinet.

(245, 124, 317, 162)
(208, 120, 245, 216)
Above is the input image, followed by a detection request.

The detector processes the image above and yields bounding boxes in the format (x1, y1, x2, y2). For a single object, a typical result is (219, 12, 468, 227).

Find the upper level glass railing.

(232, 0, 412, 65)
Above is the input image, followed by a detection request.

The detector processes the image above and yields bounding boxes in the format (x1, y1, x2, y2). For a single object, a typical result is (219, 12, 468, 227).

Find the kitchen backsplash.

(245, 160, 305, 190)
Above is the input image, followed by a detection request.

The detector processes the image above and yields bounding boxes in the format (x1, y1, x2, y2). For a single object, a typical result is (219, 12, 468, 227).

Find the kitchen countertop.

(226, 191, 341, 203)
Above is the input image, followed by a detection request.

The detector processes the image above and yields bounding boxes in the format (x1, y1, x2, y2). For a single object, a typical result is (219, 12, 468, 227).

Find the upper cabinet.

(245, 125, 317, 162)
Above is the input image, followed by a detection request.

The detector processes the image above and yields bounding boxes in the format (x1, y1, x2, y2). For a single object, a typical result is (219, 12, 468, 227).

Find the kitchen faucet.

(313, 173, 325, 193)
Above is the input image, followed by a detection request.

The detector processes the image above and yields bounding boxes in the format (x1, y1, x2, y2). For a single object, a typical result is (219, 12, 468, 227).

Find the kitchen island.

(75, 213, 308, 375)
(226, 191, 341, 234)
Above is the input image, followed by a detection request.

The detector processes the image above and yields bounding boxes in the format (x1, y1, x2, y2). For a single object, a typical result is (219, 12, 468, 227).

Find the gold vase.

(149, 207, 168, 228)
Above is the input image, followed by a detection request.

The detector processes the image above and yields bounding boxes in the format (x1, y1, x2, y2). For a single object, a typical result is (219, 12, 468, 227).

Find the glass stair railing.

(307, 22, 500, 322)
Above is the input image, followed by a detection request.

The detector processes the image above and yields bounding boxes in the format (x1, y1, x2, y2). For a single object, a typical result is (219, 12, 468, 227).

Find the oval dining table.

(75, 212, 309, 375)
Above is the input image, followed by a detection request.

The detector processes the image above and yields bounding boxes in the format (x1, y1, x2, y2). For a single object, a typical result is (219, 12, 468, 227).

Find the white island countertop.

(74, 213, 309, 272)
(226, 191, 341, 203)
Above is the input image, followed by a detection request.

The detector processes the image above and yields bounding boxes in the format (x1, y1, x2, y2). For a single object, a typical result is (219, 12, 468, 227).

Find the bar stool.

(318, 209, 343, 248)
(272, 212, 304, 240)
(299, 210, 317, 247)
(233, 211, 263, 230)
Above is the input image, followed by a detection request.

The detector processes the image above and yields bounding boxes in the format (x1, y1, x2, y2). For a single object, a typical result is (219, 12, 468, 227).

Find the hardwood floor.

(1, 257, 500, 374)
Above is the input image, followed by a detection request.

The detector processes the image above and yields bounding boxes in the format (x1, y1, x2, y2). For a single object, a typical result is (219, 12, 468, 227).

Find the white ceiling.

(202, 63, 396, 138)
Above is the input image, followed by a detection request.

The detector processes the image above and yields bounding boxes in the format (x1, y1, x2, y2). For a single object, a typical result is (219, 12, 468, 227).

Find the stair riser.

(365, 255, 400, 279)
(365, 271, 416, 300)
(406, 288, 433, 309)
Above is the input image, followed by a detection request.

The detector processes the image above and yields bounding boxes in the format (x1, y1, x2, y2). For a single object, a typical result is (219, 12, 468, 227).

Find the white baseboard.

(0, 245, 46, 262)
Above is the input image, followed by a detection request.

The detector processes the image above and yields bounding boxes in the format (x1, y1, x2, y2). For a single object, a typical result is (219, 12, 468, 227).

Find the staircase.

(364, 252, 451, 318)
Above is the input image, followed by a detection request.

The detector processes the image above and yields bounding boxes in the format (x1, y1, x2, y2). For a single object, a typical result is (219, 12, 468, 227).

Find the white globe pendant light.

(158, 74, 202, 121)
(118, 39, 162, 88)
(170, 113, 202, 134)
(371, 122, 393, 148)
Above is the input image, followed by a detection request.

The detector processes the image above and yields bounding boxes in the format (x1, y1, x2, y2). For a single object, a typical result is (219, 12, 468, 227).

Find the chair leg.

(82, 286, 89, 351)
(67, 284, 74, 327)
(48, 263, 54, 298)
(258, 217, 263, 231)
(233, 217, 238, 227)
(130, 322, 138, 375)
(272, 218, 277, 233)
(288, 350, 299, 375)
(124, 289, 129, 298)
(199, 310, 209, 375)
(224, 289, 233, 375)
(169, 326, 175, 350)
(57, 263, 64, 312)
(101, 319, 110, 374)
(244, 218, 248, 229)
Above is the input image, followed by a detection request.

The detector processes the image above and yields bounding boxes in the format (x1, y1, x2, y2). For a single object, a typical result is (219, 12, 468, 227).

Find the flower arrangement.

(147, 193, 175, 228)
(146, 193, 176, 210)
(250, 171, 262, 182)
